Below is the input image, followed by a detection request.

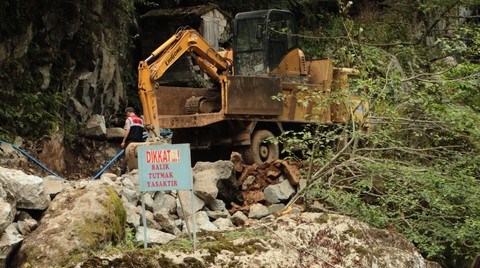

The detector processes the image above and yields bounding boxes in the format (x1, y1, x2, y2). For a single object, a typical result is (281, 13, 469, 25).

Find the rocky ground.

(0, 137, 441, 267)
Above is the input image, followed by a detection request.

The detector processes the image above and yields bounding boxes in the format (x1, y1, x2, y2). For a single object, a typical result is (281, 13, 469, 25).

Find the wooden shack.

(140, 4, 230, 86)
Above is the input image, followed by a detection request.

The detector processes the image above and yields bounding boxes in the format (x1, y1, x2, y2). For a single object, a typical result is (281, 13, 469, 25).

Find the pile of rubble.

(0, 154, 306, 266)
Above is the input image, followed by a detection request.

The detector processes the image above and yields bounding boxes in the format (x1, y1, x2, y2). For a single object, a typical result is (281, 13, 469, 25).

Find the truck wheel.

(244, 130, 279, 164)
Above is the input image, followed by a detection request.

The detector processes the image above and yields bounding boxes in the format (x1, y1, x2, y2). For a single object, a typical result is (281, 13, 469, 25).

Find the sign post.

(137, 143, 195, 250)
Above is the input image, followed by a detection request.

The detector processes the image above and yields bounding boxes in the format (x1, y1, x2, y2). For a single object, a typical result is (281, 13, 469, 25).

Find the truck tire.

(244, 130, 279, 164)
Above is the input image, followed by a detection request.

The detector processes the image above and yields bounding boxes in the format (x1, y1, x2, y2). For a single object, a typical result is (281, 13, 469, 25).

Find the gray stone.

(193, 161, 238, 203)
(42, 177, 69, 198)
(207, 199, 226, 211)
(141, 210, 162, 231)
(206, 209, 230, 220)
(195, 211, 218, 232)
(249, 203, 269, 219)
(121, 188, 140, 206)
(213, 218, 234, 231)
(153, 192, 177, 214)
(0, 167, 50, 210)
(0, 186, 15, 234)
(143, 193, 155, 212)
(231, 211, 248, 226)
(83, 114, 107, 138)
(176, 190, 205, 219)
(17, 219, 38, 236)
(263, 180, 295, 204)
(100, 172, 118, 182)
(230, 151, 243, 173)
(0, 224, 23, 268)
(106, 127, 125, 140)
(14, 183, 125, 267)
(268, 204, 286, 215)
(121, 177, 135, 188)
(153, 211, 179, 235)
(135, 226, 176, 245)
(122, 196, 140, 227)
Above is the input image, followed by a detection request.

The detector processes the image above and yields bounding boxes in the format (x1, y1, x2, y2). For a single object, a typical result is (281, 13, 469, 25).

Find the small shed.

(140, 4, 230, 86)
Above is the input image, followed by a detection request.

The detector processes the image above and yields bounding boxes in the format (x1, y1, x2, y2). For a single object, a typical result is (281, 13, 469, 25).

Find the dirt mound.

(231, 160, 304, 213)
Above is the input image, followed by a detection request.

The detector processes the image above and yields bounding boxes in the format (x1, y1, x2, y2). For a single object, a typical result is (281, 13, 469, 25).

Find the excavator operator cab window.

(233, 10, 298, 76)
(266, 11, 298, 72)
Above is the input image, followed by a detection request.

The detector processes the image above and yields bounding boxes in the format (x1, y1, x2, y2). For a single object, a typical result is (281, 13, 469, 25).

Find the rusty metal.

(225, 76, 282, 115)
(158, 112, 226, 129)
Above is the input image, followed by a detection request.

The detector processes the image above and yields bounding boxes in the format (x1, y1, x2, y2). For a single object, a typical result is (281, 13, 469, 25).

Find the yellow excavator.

(126, 9, 366, 169)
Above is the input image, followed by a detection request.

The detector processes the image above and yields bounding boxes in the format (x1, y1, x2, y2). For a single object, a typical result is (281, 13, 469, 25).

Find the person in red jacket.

(121, 107, 145, 148)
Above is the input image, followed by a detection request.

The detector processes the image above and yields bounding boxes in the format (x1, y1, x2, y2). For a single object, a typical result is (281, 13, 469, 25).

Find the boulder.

(152, 192, 177, 214)
(121, 196, 140, 227)
(207, 199, 226, 211)
(248, 203, 269, 219)
(0, 224, 23, 268)
(206, 209, 230, 220)
(0, 186, 15, 234)
(193, 161, 239, 203)
(121, 188, 140, 206)
(231, 211, 248, 226)
(106, 127, 125, 140)
(263, 180, 295, 204)
(135, 227, 176, 245)
(0, 167, 50, 210)
(213, 218, 234, 231)
(42, 176, 70, 198)
(141, 210, 162, 231)
(13, 183, 126, 267)
(83, 114, 107, 138)
(153, 211, 180, 235)
(267, 204, 286, 215)
(195, 211, 218, 232)
(143, 193, 155, 212)
(17, 218, 38, 236)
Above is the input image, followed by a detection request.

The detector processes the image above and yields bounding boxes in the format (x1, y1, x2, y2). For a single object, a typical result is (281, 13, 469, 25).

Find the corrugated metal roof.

(141, 3, 230, 20)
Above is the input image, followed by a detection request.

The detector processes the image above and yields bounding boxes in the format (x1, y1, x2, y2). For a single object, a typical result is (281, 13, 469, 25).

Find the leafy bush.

(287, 1, 480, 267)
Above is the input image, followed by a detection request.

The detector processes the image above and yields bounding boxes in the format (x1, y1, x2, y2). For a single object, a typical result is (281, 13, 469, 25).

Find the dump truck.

(126, 9, 366, 168)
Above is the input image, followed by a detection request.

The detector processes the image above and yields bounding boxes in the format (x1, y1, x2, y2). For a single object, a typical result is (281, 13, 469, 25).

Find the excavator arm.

(137, 29, 232, 138)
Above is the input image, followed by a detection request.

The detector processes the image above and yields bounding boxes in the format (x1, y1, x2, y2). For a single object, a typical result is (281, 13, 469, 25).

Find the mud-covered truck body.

(127, 9, 366, 167)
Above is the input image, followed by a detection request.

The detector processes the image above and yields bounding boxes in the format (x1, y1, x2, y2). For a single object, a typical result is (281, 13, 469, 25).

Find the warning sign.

(138, 144, 192, 191)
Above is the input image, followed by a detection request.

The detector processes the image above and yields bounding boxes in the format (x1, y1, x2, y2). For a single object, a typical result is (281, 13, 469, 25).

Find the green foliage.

(285, 1, 480, 267)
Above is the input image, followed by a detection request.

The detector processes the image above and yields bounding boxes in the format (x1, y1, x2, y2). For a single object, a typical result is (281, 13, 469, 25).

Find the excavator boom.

(137, 29, 231, 138)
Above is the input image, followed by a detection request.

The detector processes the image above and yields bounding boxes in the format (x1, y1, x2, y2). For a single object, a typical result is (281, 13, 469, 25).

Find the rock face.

(38, 133, 67, 174)
(0, 0, 132, 131)
(13, 183, 126, 268)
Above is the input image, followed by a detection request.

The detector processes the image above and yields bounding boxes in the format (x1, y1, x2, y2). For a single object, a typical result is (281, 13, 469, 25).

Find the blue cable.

(92, 149, 125, 180)
(1, 129, 173, 180)
(0, 139, 62, 178)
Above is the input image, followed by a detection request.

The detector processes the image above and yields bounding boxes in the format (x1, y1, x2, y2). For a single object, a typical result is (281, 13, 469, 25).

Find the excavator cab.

(233, 10, 298, 75)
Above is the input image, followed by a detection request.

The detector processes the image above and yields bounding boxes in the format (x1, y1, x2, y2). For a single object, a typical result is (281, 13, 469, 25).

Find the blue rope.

(1, 130, 173, 180)
(0, 139, 62, 178)
(92, 149, 125, 180)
